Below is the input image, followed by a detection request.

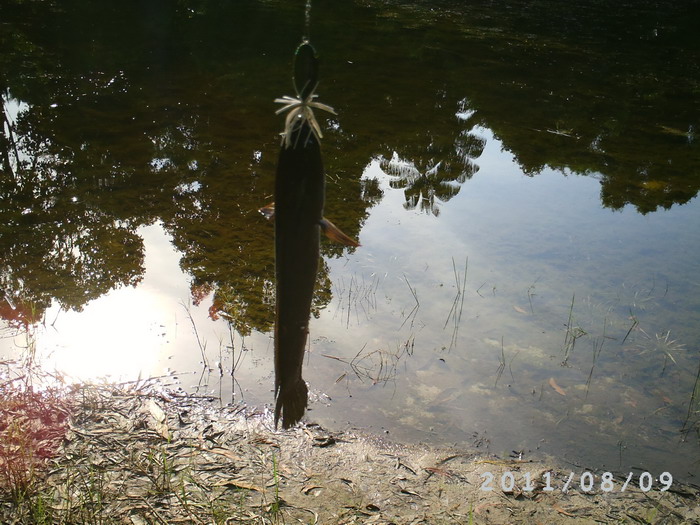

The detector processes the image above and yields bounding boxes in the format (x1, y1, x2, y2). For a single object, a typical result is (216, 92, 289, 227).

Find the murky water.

(2, 1, 699, 483)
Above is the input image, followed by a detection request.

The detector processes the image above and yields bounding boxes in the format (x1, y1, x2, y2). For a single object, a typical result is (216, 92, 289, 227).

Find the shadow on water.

(1, 0, 700, 483)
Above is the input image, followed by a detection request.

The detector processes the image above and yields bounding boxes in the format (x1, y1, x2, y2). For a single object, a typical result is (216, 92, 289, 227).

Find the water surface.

(2, 0, 699, 483)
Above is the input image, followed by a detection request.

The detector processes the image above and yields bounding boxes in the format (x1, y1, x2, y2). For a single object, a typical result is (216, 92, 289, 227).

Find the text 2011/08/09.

(480, 471, 673, 493)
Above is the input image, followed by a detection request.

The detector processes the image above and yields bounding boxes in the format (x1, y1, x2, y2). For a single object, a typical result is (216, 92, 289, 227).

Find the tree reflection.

(377, 101, 485, 216)
(1, 0, 698, 334)
(1, 92, 146, 321)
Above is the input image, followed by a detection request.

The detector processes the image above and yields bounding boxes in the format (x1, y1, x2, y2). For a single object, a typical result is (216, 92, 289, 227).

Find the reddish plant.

(0, 381, 71, 497)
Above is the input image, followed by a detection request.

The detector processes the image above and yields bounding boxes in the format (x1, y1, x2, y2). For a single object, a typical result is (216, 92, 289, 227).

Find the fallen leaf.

(475, 502, 505, 515)
(313, 436, 336, 448)
(657, 391, 672, 404)
(425, 466, 453, 479)
(206, 447, 242, 461)
(147, 399, 170, 439)
(552, 503, 575, 516)
(548, 378, 566, 396)
(147, 399, 166, 423)
(213, 479, 261, 492)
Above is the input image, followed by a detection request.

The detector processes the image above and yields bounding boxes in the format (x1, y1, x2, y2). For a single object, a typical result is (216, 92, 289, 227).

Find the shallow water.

(2, 1, 699, 483)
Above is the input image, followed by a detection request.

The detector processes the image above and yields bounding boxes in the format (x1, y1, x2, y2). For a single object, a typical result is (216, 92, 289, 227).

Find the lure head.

(293, 41, 319, 100)
(275, 40, 335, 148)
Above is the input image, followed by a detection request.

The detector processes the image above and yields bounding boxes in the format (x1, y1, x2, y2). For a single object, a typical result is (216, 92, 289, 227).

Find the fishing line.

(302, 0, 312, 43)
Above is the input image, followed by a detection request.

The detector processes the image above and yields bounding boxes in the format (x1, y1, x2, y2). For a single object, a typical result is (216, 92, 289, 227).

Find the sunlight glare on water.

(10, 224, 232, 385)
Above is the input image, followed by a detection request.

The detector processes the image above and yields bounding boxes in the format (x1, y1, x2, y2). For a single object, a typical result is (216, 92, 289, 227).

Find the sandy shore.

(2, 379, 699, 524)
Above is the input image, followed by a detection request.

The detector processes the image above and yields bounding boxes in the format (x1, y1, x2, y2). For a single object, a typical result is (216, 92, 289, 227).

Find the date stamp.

(480, 471, 674, 493)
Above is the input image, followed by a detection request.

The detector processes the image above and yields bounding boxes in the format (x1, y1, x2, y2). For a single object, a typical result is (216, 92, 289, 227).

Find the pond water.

(2, 1, 700, 483)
